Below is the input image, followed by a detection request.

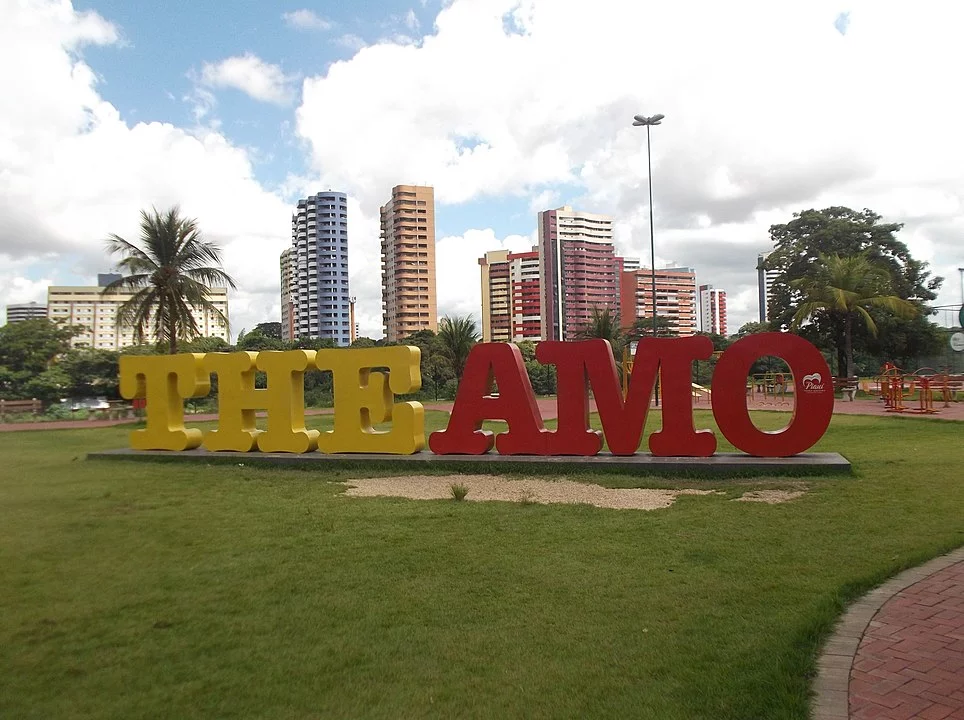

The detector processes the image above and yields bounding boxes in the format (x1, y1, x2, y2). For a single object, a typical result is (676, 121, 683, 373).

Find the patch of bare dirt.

(341, 474, 719, 510)
(732, 490, 806, 504)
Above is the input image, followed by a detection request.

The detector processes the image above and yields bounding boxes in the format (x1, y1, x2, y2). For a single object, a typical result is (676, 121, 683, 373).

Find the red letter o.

(711, 333, 833, 457)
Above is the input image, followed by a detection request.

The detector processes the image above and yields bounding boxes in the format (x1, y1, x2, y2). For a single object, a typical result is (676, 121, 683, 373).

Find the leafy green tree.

(0, 318, 76, 375)
(237, 330, 285, 351)
(733, 321, 770, 338)
(525, 359, 556, 396)
(791, 253, 917, 378)
(867, 313, 945, 371)
(627, 315, 676, 339)
(424, 351, 454, 400)
(515, 340, 537, 363)
(23, 366, 71, 403)
(436, 316, 480, 382)
(181, 336, 231, 354)
(104, 206, 237, 354)
(58, 349, 120, 399)
(350, 337, 377, 348)
(764, 207, 941, 370)
(252, 322, 282, 340)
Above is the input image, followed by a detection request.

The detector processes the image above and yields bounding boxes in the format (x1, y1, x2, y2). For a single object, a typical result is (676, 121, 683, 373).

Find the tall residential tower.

(757, 251, 779, 324)
(284, 191, 351, 346)
(380, 185, 437, 342)
(699, 284, 728, 336)
(538, 205, 618, 341)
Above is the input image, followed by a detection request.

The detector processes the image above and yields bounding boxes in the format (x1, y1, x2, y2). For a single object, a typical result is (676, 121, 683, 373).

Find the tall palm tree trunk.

(168, 296, 178, 354)
(844, 312, 854, 378)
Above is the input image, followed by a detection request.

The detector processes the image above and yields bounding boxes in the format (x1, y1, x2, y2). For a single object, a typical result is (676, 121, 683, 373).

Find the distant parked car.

(67, 397, 110, 412)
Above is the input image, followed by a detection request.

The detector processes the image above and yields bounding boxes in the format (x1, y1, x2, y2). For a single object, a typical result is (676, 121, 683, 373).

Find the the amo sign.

(119, 333, 834, 458)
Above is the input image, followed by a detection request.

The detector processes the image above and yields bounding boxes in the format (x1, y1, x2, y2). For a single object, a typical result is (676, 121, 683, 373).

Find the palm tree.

(578, 306, 624, 362)
(436, 315, 480, 382)
(104, 206, 237, 354)
(791, 253, 917, 378)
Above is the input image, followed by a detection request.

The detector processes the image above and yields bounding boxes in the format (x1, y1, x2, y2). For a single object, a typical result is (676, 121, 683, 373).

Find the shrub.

(450, 483, 469, 501)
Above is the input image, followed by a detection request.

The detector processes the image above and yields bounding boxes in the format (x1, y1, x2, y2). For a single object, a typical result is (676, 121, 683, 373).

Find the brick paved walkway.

(850, 558, 964, 719)
(814, 548, 964, 720)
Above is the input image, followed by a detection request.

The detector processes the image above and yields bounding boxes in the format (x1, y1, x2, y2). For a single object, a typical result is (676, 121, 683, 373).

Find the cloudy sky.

(2, 0, 963, 338)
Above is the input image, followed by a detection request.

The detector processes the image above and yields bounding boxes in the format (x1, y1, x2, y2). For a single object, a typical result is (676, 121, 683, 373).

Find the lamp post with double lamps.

(633, 112, 664, 404)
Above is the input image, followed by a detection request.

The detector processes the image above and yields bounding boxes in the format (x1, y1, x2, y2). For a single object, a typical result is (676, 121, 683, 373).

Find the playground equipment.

(874, 363, 963, 414)
(746, 372, 791, 405)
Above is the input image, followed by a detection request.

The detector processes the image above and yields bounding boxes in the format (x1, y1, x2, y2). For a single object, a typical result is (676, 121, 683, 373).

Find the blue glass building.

(289, 191, 351, 346)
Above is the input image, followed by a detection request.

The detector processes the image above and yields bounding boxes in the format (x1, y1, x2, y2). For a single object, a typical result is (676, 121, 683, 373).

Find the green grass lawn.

(2, 410, 962, 719)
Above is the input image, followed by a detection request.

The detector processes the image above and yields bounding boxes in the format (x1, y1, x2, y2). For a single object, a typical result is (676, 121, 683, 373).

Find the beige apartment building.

(620, 265, 698, 336)
(479, 247, 542, 343)
(47, 282, 229, 350)
(380, 185, 437, 342)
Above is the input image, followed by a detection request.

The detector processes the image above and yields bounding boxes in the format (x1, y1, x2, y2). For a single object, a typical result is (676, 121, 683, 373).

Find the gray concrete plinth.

(88, 448, 851, 477)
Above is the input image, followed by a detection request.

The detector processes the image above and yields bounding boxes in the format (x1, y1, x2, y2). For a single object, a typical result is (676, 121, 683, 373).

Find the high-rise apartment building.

(5, 301, 47, 324)
(285, 192, 351, 346)
(280, 247, 296, 342)
(620, 265, 698, 336)
(538, 205, 618, 341)
(619, 257, 642, 273)
(380, 185, 437, 342)
(479, 247, 542, 342)
(699, 284, 728, 336)
(757, 251, 780, 323)
(47, 279, 229, 350)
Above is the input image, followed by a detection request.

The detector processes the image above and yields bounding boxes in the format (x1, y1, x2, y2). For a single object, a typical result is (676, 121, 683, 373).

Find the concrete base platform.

(88, 448, 851, 477)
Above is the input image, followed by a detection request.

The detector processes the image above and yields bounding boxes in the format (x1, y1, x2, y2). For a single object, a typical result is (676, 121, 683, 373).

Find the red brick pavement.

(849, 560, 964, 720)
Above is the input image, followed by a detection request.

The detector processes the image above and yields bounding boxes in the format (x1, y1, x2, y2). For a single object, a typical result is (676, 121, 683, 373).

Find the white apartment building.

(5, 301, 47, 324)
(47, 284, 229, 350)
(699, 284, 728, 336)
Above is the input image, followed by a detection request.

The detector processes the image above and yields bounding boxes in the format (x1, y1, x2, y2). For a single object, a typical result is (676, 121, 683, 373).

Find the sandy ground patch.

(733, 490, 806, 504)
(341, 474, 719, 510)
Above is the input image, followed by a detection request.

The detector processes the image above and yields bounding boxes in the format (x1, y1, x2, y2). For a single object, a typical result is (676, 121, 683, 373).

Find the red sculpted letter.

(646, 336, 716, 457)
(536, 341, 603, 455)
(429, 343, 548, 455)
(541, 337, 715, 456)
(712, 333, 833, 457)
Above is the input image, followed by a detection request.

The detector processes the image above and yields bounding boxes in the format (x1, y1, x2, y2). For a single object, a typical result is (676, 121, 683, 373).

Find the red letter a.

(429, 343, 549, 455)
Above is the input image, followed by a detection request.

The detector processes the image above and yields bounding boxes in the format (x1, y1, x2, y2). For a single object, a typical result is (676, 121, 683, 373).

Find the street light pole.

(633, 113, 664, 404)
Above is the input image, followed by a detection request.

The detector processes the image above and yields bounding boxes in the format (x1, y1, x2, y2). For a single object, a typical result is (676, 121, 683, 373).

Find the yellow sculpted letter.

(119, 353, 210, 451)
(315, 346, 425, 454)
(203, 351, 319, 453)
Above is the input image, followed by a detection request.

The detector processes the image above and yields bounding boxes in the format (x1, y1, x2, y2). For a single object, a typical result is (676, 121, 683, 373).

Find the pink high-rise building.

(538, 205, 619, 341)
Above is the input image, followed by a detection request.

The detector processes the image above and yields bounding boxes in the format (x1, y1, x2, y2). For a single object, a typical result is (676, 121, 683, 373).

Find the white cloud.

(0, 1, 290, 339)
(403, 9, 420, 31)
(295, 0, 964, 335)
(436, 229, 533, 324)
(282, 9, 333, 32)
(199, 53, 296, 105)
(335, 34, 367, 52)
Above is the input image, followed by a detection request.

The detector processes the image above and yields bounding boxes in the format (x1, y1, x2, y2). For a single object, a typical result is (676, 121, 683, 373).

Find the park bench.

(832, 377, 859, 401)
(0, 398, 43, 421)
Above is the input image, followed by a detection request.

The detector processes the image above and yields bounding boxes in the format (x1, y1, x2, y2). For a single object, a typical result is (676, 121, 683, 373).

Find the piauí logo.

(801, 372, 825, 392)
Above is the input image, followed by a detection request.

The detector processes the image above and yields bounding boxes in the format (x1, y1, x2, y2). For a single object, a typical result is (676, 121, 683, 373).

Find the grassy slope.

(1, 410, 962, 719)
